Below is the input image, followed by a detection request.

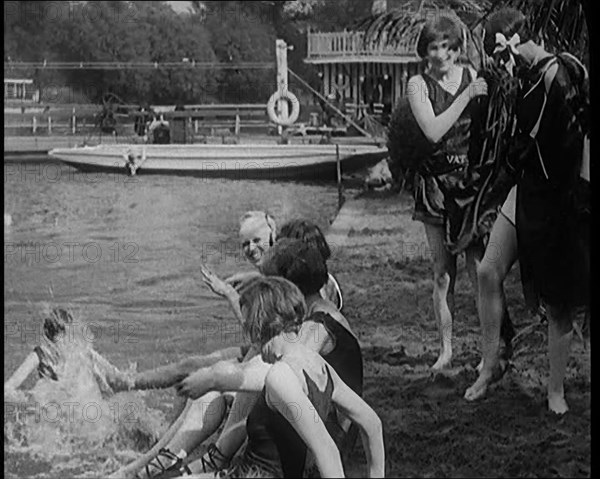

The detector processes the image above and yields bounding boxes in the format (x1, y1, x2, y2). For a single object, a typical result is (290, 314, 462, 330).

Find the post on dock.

(72, 107, 76, 134)
(48, 116, 52, 134)
(235, 114, 241, 136)
(32, 116, 37, 134)
(336, 144, 344, 210)
(275, 39, 289, 137)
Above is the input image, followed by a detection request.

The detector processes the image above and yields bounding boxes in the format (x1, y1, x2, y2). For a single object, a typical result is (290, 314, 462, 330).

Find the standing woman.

(406, 15, 503, 370)
(466, 7, 589, 414)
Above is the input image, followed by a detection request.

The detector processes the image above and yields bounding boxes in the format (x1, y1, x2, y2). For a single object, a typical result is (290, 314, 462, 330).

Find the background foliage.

(4, 0, 382, 104)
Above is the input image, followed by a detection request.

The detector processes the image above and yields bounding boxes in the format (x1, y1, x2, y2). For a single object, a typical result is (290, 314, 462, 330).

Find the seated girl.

(277, 219, 344, 310)
(113, 239, 361, 478)
(176, 275, 383, 478)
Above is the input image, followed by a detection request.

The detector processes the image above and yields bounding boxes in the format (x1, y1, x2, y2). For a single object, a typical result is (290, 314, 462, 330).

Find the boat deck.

(4, 134, 385, 160)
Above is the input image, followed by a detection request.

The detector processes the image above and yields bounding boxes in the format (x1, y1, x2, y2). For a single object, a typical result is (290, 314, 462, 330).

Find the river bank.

(3, 172, 589, 477)
(327, 189, 590, 477)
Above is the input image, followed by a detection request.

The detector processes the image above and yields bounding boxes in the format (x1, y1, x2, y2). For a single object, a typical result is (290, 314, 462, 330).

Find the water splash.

(5, 308, 169, 478)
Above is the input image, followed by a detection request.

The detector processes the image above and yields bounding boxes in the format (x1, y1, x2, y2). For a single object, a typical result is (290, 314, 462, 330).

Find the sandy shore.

(327, 188, 590, 477)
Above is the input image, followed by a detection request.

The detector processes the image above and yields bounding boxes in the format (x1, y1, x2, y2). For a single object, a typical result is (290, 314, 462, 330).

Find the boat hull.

(48, 144, 387, 181)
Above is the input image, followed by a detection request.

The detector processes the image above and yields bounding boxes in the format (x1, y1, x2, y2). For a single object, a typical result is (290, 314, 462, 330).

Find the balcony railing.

(307, 30, 417, 60)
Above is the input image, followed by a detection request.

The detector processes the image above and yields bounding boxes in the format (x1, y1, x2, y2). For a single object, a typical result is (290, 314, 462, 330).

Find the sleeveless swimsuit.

(413, 67, 474, 225)
(304, 311, 363, 477)
(224, 367, 334, 478)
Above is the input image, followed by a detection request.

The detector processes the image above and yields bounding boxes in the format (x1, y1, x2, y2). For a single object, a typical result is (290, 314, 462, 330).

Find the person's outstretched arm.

(407, 73, 487, 144)
(327, 365, 385, 478)
(175, 352, 271, 399)
(107, 347, 243, 392)
(265, 362, 346, 478)
(200, 265, 245, 326)
(4, 352, 39, 401)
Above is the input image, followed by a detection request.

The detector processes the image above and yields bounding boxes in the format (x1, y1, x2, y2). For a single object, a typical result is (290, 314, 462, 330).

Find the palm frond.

(490, 0, 589, 61)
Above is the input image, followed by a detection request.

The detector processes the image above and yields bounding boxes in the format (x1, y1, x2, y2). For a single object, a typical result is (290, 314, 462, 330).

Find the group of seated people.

(104, 211, 384, 478)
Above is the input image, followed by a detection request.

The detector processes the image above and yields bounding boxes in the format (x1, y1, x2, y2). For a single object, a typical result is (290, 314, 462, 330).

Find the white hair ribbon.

(493, 32, 521, 56)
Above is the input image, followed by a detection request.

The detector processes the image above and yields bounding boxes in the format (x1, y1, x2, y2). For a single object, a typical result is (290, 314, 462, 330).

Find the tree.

(202, 1, 278, 103)
(42, 1, 217, 104)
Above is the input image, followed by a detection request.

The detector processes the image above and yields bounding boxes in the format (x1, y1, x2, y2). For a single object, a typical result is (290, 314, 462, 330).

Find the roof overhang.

(305, 55, 419, 64)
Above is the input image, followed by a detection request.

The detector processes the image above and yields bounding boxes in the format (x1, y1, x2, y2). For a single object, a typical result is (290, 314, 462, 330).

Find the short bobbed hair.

(483, 7, 531, 56)
(260, 238, 328, 296)
(239, 276, 306, 345)
(416, 15, 464, 58)
(277, 219, 331, 261)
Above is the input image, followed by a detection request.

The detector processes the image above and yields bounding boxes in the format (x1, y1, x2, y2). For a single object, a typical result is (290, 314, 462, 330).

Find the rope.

(287, 68, 383, 145)
(4, 61, 275, 70)
(108, 399, 193, 479)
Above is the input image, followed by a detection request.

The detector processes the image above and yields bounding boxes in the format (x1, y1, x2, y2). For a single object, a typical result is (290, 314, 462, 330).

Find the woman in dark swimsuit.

(406, 14, 514, 370)
(466, 7, 589, 414)
(109, 220, 357, 479)
(277, 219, 344, 310)
(173, 272, 383, 477)
(170, 239, 364, 477)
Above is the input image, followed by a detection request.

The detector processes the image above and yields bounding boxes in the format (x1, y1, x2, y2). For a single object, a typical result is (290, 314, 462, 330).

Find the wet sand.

(329, 189, 590, 478)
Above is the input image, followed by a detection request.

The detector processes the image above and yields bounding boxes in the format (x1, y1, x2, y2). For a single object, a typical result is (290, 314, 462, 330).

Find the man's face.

(239, 219, 273, 267)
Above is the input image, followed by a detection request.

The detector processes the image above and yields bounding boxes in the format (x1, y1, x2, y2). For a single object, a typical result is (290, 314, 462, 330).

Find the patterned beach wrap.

(442, 67, 521, 255)
(386, 95, 433, 184)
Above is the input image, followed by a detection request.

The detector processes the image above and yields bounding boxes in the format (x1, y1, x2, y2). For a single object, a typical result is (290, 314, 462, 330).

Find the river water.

(4, 159, 340, 478)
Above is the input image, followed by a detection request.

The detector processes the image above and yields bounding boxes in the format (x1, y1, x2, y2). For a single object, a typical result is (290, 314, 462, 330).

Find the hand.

(201, 265, 236, 298)
(225, 271, 262, 290)
(174, 369, 208, 400)
(468, 77, 488, 100)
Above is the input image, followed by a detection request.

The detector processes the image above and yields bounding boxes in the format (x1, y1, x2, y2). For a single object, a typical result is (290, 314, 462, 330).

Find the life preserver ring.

(267, 89, 300, 126)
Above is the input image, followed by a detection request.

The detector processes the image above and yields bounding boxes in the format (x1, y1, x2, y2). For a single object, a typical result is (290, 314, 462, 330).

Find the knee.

(477, 261, 501, 290)
(432, 270, 451, 292)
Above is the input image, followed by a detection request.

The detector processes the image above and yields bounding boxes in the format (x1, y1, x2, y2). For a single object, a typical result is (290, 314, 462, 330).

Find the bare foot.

(465, 359, 510, 401)
(548, 393, 569, 415)
(431, 352, 452, 371)
(464, 372, 492, 401)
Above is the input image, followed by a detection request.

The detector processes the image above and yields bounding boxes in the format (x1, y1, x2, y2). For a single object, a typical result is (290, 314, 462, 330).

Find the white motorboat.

(48, 143, 387, 180)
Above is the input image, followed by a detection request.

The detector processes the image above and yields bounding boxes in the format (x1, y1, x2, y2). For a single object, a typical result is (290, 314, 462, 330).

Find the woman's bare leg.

(546, 303, 574, 414)
(185, 391, 261, 474)
(168, 393, 228, 453)
(424, 223, 457, 371)
(214, 392, 259, 454)
(135, 392, 229, 479)
(465, 214, 518, 400)
(465, 241, 515, 373)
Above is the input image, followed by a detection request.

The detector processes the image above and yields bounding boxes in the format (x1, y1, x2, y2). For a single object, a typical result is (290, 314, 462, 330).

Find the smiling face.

(426, 39, 460, 74)
(239, 217, 274, 267)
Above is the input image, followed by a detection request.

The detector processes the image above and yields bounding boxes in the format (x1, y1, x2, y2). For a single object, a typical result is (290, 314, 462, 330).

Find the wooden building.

(305, 27, 420, 118)
(304, 2, 485, 125)
(4, 78, 40, 103)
